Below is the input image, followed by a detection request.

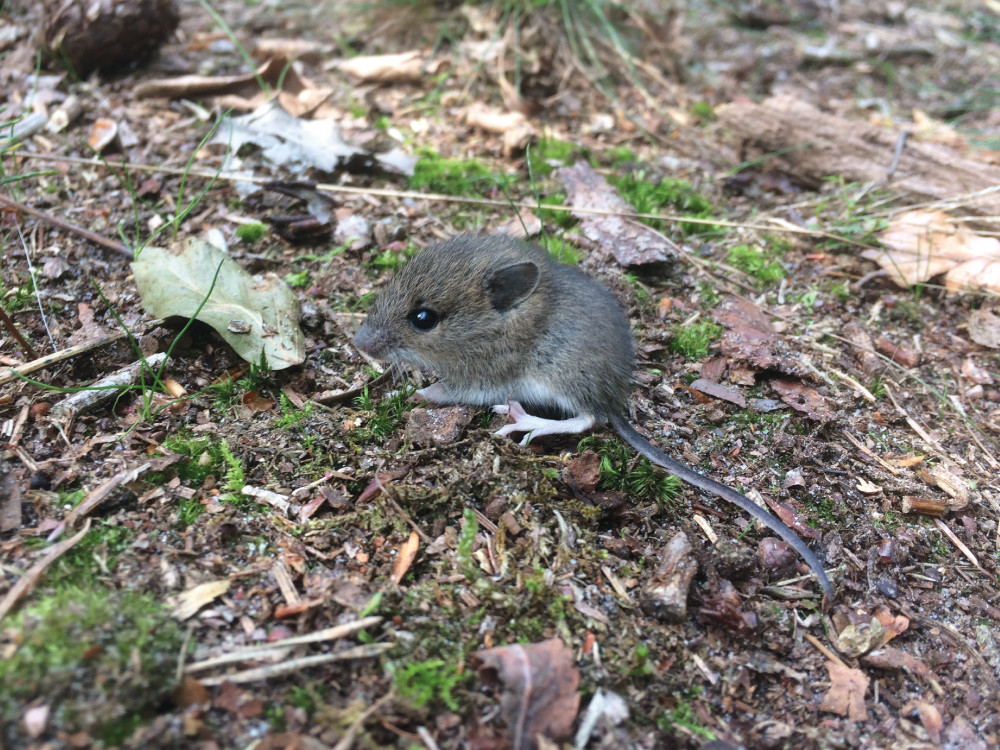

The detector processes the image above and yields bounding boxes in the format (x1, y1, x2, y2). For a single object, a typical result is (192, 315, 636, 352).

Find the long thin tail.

(610, 414, 833, 598)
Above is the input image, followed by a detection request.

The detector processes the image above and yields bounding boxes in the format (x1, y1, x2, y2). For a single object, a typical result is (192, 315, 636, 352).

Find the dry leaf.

(473, 638, 581, 750)
(855, 478, 881, 494)
(336, 50, 447, 83)
(391, 530, 420, 585)
(914, 700, 943, 744)
(564, 451, 601, 493)
(862, 645, 931, 678)
(688, 378, 747, 408)
(555, 162, 674, 266)
(770, 378, 837, 422)
(968, 308, 1000, 349)
(872, 607, 909, 642)
(171, 579, 231, 620)
(819, 660, 869, 721)
(836, 620, 888, 657)
(465, 102, 532, 134)
(88, 119, 118, 152)
(865, 210, 1000, 293)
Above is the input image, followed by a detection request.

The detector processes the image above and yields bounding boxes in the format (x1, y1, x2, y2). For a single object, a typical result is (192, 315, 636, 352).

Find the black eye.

(407, 308, 440, 331)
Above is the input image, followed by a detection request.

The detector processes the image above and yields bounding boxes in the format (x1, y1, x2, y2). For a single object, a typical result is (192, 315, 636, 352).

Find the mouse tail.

(610, 414, 834, 599)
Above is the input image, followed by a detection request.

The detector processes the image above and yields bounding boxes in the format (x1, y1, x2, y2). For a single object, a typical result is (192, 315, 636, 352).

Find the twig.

(883, 131, 911, 183)
(804, 632, 844, 666)
(0, 305, 38, 361)
(194, 644, 393, 686)
(0, 318, 164, 386)
(332, 689, 395, 750)
(375, 463, 431, 544)
(0, 519, 91, 621)
(15, 151, 879, 242)
(18, 222, 55, 350)
(185, 616, 384, 672)
(0, 192, 133, 258)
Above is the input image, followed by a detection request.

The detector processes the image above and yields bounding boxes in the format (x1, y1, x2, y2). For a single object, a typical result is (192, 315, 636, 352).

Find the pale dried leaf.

(968, 308, 1000, 349)
(865, 210, 1000, 293)
(391, 530, 420, 585)
(465, 102, 532, 134)
(819, 660, 869, 721)
(336, 50, 447, 83)
(171, 579, 231, 620)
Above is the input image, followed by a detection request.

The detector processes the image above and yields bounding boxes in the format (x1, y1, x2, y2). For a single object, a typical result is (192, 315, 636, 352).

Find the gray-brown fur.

(354, 234, 833, 599)
(354, 235, 634, 421)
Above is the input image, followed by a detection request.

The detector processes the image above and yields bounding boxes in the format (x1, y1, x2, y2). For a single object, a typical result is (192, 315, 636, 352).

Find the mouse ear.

(485, 261, 540, 312)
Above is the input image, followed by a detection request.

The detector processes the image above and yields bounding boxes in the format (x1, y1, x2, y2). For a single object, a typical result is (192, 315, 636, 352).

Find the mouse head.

(354, 235, 550, 372)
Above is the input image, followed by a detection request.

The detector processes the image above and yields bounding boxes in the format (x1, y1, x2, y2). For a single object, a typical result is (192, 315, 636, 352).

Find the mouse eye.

(407, 308, 440, 331)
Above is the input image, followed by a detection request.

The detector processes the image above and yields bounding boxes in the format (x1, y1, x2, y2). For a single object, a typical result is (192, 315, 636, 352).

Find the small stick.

(0, 193, 133, 258)
(0, 318, 164, 386)
(0, 306, 38, 360)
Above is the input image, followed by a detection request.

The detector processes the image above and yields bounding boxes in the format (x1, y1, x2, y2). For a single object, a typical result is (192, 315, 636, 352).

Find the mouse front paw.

(414, 381, 453, 404)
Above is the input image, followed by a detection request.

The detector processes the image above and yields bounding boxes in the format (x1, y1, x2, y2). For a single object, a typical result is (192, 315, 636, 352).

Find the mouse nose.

(354, 324, 387, 358)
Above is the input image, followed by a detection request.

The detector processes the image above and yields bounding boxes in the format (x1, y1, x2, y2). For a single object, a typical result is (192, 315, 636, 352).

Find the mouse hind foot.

(494, 401, 595, 445)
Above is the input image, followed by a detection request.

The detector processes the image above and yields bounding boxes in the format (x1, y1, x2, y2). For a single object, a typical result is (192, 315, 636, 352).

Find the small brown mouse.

(354, 235, 833, 598)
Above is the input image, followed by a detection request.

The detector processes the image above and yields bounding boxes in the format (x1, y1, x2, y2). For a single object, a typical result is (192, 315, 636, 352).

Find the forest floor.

(1, 0, 999, 748)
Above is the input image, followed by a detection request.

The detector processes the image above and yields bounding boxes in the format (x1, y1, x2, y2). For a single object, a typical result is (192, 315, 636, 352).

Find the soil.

(1, 1, 999, 749)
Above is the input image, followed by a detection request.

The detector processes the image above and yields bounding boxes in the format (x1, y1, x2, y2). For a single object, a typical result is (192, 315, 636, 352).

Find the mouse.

(353, 234, 833, 599)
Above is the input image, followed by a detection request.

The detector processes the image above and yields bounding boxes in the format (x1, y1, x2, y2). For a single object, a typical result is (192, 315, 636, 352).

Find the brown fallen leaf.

(473, 638, 581, 750)
(242, 391, 276, 412)
(862, 645, 932, 678)
(913, 700, 943, 744)
(564, 451, 601, 493)
(688, 378, 747, 408)
(770, 378, 837, 422)
(819, 660, 869, 722)
(865, 210, 1000, 293)
(391, 530, 420, 585)
(173, 676, 211, 707)
(554, 162, 675, 267)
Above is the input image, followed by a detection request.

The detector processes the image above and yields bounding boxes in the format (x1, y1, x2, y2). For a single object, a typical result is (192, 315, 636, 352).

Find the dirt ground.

(1, 1, 999, 748)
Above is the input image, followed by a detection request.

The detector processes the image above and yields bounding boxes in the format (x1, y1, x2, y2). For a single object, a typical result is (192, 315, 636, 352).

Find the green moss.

(353, 386, 417, 443)
(284, 269, 310, 288)
(391, 659, 469, 711)
(605, 145, 635, 166)
(726, 244, 786, 284)
(51, 522, 134, 587)
(410, 151, 514, 197)
(607, 172, 719, 237)
(368, 242, 418, 272)
(536, 192, 576, 229)
(274, 394, 314, 430)
(670, 320, 722, 360)
(538, 235, 583, 264)
(0, 586, 183, 743)
(235, 221, 268, 243)
(832, 280, 851, 303)
(690, 101, 716, 123)
(526, 137, 579, 176)
(657, 692, 716, 740)
(578, 436, 682, 507)
(457, 508, 479, 580)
